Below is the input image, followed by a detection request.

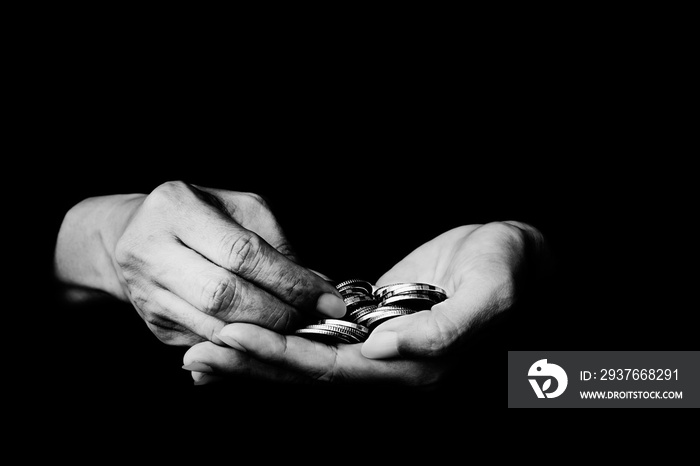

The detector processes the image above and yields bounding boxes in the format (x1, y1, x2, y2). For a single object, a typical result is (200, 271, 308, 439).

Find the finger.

(165, 184, 345, 318)
(192, 374, 226, 386)
(178, 361, 222, 384)
(361, 311, 445, 359)
(213, 323, 442, 386)
(183, 341, 310, 384)
(220, 324, 342, 383)
(145, 288, 227, 345)
(193, 187, 297, 260)
(149, 242, 302, 332)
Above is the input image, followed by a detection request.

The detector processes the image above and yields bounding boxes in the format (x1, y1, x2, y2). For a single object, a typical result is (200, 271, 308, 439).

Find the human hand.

(183, 222, 547, 386)
(55, 181, 345, 346)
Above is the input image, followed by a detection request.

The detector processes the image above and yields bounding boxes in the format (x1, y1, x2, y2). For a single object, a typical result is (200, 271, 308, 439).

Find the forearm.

(54, 194, 145, 302)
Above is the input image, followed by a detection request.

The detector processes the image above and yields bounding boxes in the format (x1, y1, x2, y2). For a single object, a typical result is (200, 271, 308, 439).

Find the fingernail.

(316, 293, 346, 318)
(217, 329, 247, 352)
(361, 331, 399, 359)
(193, 374, 222, 386)
(182, 362, 213, 373)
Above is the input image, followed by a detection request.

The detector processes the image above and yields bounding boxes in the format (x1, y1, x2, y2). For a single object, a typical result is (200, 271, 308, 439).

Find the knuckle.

(274, 240, 296, 260)
(238, 192, 268, 210)
(143, 180, 192, 210)
(114, 240, 145, 284)
(266, 309, 296, 333)
(113, 235, 132, 267)
(222, 231, 264, 275)
(283, 273, 309, 305)
(231, 192, 275, 224)
(148, 325, 185, 346)
(507, 221, 546, 247)
(502, 220, 529, 231)
(144, 313, 195, 346)
(201, 276, 239, 316)
(482, 221, 527, 244)
(153, 180, 189, 196)
(144, 315, 173, 341)
(114, 233, 148, 281)
(143, 311, 163, 328)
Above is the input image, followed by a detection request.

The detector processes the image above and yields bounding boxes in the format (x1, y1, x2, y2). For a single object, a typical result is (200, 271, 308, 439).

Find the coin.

(354, 305, 415, 327)
(365, 308, 416, 330)
(295, 327, 356, 344)
(336, 279, 374, 295)
(293, 280, 443, 346)
(348, 305, 378, 322)
(373, 283, 413, 300)
(377, 283, 447, 301)
(381, 292, 446, 308)
(319, 319, 370, 333)
(343, 294, 377, 310)
(305, 325, 365, 343)
(338, 286, 374, 297)
(317, 320, 370, 341)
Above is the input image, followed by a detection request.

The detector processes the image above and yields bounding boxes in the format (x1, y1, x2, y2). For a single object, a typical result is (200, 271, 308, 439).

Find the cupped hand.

(183, 222, 547, 386)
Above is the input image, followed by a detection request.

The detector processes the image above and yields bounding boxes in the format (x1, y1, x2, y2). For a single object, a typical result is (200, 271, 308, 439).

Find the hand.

(55, 181, 345, 345)
(183, 222, 547, 386)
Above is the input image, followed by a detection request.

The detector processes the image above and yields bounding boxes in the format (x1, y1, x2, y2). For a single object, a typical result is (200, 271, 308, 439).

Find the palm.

(184, 222, 542, 387)
(375, 224, 525, 314)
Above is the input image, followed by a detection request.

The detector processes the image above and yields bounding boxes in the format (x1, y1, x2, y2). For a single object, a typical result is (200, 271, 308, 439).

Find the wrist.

(54, 194, 145, 301)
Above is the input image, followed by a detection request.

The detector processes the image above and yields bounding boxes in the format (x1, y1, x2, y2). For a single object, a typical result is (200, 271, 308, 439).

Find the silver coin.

(294, 327, 356, 344)
(319, 319, 370, 333)
(348, 305, 378, 322)
(344, 294, 377, 309)
(373, 305, 417, 313)
(316, 320, 369, 341)
(309, 322, 367, 340)
(381, 292, 446, 308)
(339, 286, 374, 298)
(354, 313, 378, 327)
(355, 308, 394, 330)
(340, 292, 370, 302)
(313, 326, 358, 344)
(336, 279, 374, 295)
(304, 325, 364, 343)
(365, 308, 415, 329)
(378, 283, 447, 301)
(298, 280, 444, 343)
(373, 283, 413, 299)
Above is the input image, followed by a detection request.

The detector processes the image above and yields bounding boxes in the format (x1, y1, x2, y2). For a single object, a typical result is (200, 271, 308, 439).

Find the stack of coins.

(360, 282, 448, 331)
(294, 319, 369, 345)
(337, 279, 376, 314)
(294, 279, 447, 345)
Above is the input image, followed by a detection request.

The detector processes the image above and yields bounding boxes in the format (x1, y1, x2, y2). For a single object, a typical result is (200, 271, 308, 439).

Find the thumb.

(361, 281, 513, 359)
(360, 307, 461, 359)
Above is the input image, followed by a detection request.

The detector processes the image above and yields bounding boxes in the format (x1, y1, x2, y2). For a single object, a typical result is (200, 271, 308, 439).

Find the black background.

(15, 29, 695, 424)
